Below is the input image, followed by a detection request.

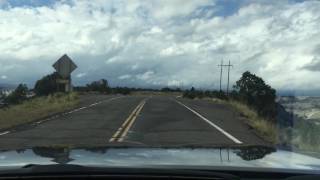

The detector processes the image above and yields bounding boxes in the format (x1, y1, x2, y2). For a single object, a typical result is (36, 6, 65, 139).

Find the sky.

(0, 0, 320, 93)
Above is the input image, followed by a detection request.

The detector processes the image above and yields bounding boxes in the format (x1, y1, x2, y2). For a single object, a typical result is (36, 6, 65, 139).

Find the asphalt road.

(0, 95, 268, 149)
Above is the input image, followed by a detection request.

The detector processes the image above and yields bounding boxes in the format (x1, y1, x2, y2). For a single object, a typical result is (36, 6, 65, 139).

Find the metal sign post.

(52, 54, 77, 92)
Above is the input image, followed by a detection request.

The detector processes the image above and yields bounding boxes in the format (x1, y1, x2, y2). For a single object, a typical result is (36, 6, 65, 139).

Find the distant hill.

(278, 96, 320, 121)
(0, 83, 16, 90)
(277, 90, 320, 96)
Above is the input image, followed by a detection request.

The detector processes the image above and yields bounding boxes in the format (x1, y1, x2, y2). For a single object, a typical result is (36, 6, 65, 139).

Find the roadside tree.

(234, 71, 277, 120)
(34, 72, 61, 96)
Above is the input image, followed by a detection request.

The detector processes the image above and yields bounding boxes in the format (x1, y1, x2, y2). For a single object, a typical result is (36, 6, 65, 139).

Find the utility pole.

(226, 60, 233, 95)
(218, 59, 223, 92)
(218, 59, 233, 94)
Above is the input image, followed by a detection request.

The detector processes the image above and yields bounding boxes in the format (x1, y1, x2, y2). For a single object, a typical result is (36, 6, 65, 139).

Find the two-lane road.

(0, 95, 268, 150)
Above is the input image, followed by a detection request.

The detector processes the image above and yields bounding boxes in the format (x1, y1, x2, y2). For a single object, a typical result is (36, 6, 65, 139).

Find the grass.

(206, 98, 278, 144)
(0, 92, 80, 130)
(207, 98, 319, 152)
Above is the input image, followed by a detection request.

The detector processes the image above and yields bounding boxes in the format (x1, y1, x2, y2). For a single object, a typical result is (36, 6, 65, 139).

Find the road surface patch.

(175, 100, 243, 144)
(109, 99, 146, 142)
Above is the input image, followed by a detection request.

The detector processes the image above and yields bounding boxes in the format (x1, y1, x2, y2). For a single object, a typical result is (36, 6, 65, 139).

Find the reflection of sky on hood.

(0, 150, 54, 167)
(0, 148, 319, 171)
(70, 149, 320, 170)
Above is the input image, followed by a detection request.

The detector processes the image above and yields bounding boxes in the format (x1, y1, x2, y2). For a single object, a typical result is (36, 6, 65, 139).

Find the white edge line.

(0, 131, 10, 136)
(88, 96, 123, 107)
(66, 96, 123, 114)
(175, 100, 243, 144)
(89, 103, 98, 107)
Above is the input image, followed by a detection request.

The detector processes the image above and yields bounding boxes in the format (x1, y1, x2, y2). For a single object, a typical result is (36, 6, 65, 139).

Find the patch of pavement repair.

(0, 96, 124, 136)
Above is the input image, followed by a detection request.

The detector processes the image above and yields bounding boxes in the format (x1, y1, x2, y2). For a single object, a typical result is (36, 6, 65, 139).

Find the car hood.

(0, 146, 319, 171)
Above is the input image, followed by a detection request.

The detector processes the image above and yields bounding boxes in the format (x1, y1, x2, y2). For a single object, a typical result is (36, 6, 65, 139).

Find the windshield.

(0, 0, 320, 173)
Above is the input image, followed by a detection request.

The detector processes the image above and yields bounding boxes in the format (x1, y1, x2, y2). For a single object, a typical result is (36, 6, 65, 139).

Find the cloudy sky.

(0, 0, 320, 93)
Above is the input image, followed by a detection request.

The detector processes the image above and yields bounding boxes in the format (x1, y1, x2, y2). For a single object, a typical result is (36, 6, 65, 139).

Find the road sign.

(56, 79, 70, 84)
(53, 54, 77, 78)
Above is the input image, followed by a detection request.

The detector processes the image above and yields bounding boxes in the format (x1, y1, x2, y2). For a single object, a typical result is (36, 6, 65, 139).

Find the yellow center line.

(109, 102, 142, 142)
(118, 101, 146, 142)
(109, 99, 146, 142)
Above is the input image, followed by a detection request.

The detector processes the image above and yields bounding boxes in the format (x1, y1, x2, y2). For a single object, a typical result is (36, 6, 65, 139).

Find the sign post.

(52, 54, 77, 92)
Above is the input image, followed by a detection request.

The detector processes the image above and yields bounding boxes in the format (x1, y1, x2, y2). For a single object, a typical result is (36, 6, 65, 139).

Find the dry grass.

(0, 92, 79, 130)
(213, 99, 319, 152)
(208, 98, 278, 144)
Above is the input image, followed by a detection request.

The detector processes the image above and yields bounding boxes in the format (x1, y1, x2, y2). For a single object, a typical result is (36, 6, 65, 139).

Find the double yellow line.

(109, 99, 146, 142)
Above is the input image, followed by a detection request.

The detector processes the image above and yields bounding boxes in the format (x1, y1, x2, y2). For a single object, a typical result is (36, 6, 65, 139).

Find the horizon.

(1, 81, 320, 97)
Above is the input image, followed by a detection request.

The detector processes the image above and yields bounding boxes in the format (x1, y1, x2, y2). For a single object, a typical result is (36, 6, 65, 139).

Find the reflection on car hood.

(0, 146, 319, 171)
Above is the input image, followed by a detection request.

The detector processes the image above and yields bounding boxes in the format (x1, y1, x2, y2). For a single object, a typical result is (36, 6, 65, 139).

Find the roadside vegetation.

(225, 100, 278, 143)
(74, 79, 131, 95)
(0, 92, 79, 130)
(183, 71, 278, 144)
(0, 73, 80, 130)
(3, 84, 29, 105)
(75, 82, 183, 95)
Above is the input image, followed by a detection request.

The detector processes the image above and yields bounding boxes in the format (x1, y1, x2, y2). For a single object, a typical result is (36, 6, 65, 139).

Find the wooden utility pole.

(218, 59, 223, 92)
(218, 59, 233, 94)
(226, 60, 233, 95)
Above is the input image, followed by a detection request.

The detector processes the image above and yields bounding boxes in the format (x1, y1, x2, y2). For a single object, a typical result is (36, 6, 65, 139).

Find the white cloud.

(118, 74, 132, 80)
(76, 73, 87, 78)
(149, 26, 163, 34)
(160, 45, 185, 57)
(0, 0, 320, 91)
(1, 75, 7, 79)
(136, 71, 154, 81)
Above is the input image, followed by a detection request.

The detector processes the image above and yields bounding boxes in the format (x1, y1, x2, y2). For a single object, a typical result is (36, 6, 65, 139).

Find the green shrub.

(4, 84, 28, 104)
(112, 87, 131, 95)
(183, 87, 197, 99)
(86, 79, 110, 93)
(34, 72, 61, 96)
